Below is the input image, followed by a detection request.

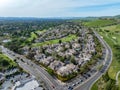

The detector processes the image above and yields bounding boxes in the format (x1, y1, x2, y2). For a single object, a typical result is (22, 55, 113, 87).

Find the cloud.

(0, 0, 120, 17)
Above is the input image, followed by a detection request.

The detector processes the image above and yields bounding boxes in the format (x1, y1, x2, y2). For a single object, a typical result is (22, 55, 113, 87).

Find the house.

(22, 46, 29, 55)
(41, 56, 54, 66)
(65, 49, 76, 56)
(54, 45, 63, 52)
(49, 61, 64, 71)
(65, 43, 70, 48)
(34, 54, 46, 62)
(46, 48, 53, 54)
(72, 43, 80, 49)
(58, 52, 65, 57)
(57, 64, 78, 76)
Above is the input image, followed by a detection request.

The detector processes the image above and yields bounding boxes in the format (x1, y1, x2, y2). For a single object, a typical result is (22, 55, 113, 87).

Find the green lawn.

(27, 32, 38, 42)
(0, 54, 17, 71)
(21, 30, 46, 46)
(84, 19, 117, 27)
(102, 24, 120, 31)
(32, 34, 77, 47)
(91, 80, 99, 90)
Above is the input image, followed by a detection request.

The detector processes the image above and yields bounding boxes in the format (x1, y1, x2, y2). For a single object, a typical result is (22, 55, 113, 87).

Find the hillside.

(91, 24, 120, 90)
(84, 19, 117, 27)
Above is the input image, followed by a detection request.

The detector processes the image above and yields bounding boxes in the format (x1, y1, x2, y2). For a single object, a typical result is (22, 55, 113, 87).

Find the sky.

(0, 0, 120, 17)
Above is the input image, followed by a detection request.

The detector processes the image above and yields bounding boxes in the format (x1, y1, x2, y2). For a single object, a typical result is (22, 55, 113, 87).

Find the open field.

(102, 24, 120, 31)
(32, 34, 77, 47)
(84, 19, 117, 27)
(27, 32, 38, 42)
(91, 24, 120, 90)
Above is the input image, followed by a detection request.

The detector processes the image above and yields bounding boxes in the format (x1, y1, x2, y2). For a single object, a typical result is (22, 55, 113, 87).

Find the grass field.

(0, 54, 17, 71)
(84, 19, 117, 27)
(27, 32, 38, 42)
(91, 25, 120, 90)
(32, 34, 77, 47)
(102, 24, 120, 31)
(21, 30, 46, 46)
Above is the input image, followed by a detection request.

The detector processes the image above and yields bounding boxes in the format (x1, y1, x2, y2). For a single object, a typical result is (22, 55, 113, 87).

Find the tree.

(47, 67, 54, 75)
(70, 55, 76, 65)
(69, 43, 72, 49)
(59, 40, 62, 44)
(1, 60, 9, 66)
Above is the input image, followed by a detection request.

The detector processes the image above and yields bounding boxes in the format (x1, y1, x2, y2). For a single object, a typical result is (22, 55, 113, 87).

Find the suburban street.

(1, 46, 66, 90)
(74, 31, 113, 90)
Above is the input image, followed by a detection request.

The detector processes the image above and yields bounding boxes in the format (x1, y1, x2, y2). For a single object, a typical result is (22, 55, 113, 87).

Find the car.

(100, 69, 104, 73)
(81, 79, 83, 82)
(52, 85, 55, 88)
(72, 84, 76, 87)
(83, 74, 88, 79)
(100, 70, 104, 73)
(68, 86, 73, 90)
(76, 82, 79, 84)
(79, 79, 83, 82)
(13, 54, 15, 56)
(90, 69, 96, 73)
(87, 73, 91, 77)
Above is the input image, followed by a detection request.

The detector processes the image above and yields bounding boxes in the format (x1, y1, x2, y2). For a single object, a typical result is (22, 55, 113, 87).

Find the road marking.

(35, 68, 54, 88)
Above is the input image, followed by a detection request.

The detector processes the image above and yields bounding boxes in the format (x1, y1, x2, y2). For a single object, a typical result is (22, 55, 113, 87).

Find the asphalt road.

(1, 46, 65, 90)
(74, 31, 112, 90)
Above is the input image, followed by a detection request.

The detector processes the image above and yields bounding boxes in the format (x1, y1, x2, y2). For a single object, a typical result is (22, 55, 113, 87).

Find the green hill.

(84, 19, 117, 27)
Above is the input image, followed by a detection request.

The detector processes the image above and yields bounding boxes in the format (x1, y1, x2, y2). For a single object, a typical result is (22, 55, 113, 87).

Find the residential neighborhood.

(0, 0, 119, 89)
(22, 23, 100, 81)
(0, 18, 115, 90)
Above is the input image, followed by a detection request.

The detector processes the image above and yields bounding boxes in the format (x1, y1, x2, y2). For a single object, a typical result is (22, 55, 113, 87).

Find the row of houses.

(35, 23, 82, 43)
(33, 31, 95, 76)
(22, 23, 96, 76)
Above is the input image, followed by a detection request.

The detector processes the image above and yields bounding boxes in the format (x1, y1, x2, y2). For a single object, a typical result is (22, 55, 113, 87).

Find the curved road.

(74, 31, 113, 90)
